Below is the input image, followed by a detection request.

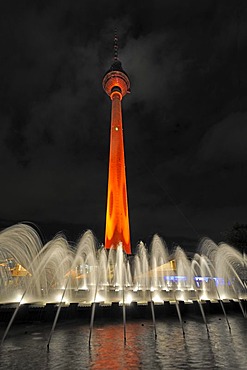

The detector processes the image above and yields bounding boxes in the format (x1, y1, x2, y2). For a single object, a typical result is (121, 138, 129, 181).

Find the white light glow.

(152, 294, 163, 303)
(15, 294, 24, 304)
(119, 294, 132, 305)
(78, 285, 89, 291)
(125, 294, 132, 304)
(95, 293, 104, 303)
(55, 294, 64, 302)
(200, 294, 208, 301)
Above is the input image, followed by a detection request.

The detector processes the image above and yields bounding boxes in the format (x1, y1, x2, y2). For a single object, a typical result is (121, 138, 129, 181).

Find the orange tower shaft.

(105, 90, 131, 254)
(103, 36, 131, 254)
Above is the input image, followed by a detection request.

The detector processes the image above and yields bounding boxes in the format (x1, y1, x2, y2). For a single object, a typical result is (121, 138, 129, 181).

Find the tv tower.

(103, 34, 131, 254)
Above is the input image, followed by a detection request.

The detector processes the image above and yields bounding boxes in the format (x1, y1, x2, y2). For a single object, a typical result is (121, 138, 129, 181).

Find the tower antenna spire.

(114, 28, 118, 61)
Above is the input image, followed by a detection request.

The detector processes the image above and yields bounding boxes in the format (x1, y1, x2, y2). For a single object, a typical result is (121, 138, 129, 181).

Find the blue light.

(163, 275, 226, 286)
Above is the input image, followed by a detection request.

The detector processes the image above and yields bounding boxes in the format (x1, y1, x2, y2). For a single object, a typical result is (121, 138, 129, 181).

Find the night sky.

(0, 0, 246, 250)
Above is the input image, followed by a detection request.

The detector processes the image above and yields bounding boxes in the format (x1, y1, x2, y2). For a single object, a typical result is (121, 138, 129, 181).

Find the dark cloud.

(197, 112, 247, 165)
(0, 0, 246, 247)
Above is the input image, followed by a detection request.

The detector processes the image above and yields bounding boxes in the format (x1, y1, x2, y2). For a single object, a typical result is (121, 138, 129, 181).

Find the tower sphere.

(102, 60, 130, 98)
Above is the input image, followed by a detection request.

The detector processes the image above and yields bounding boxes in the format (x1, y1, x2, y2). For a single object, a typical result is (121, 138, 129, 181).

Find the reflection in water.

(90, 322, 145, 369)
(0, 316, 246, 369)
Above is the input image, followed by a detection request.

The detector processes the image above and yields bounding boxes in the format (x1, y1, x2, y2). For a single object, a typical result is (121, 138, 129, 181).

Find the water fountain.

(0, 223, 246, 345)
(0, 223, 246, 304)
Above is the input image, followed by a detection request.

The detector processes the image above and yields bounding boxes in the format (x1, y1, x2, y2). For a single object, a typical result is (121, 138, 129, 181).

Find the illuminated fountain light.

(14, 293, 24, 304)
(152, 293, 164, 304)
(95, 293, 105, 303)
(54, 293, 69, 305)
(78, 285, 89, 291)
(119, 293, 133, 306)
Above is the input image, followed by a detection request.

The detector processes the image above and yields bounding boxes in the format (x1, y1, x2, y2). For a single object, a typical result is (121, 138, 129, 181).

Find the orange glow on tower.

(103, 36, 131, 254)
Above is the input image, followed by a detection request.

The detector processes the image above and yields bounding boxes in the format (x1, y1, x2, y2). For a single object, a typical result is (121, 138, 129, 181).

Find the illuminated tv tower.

(103, 34, 131, 254)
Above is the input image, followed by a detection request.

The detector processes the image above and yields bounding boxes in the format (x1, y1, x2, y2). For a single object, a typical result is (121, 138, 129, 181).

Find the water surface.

(0, 314, 246, 369)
